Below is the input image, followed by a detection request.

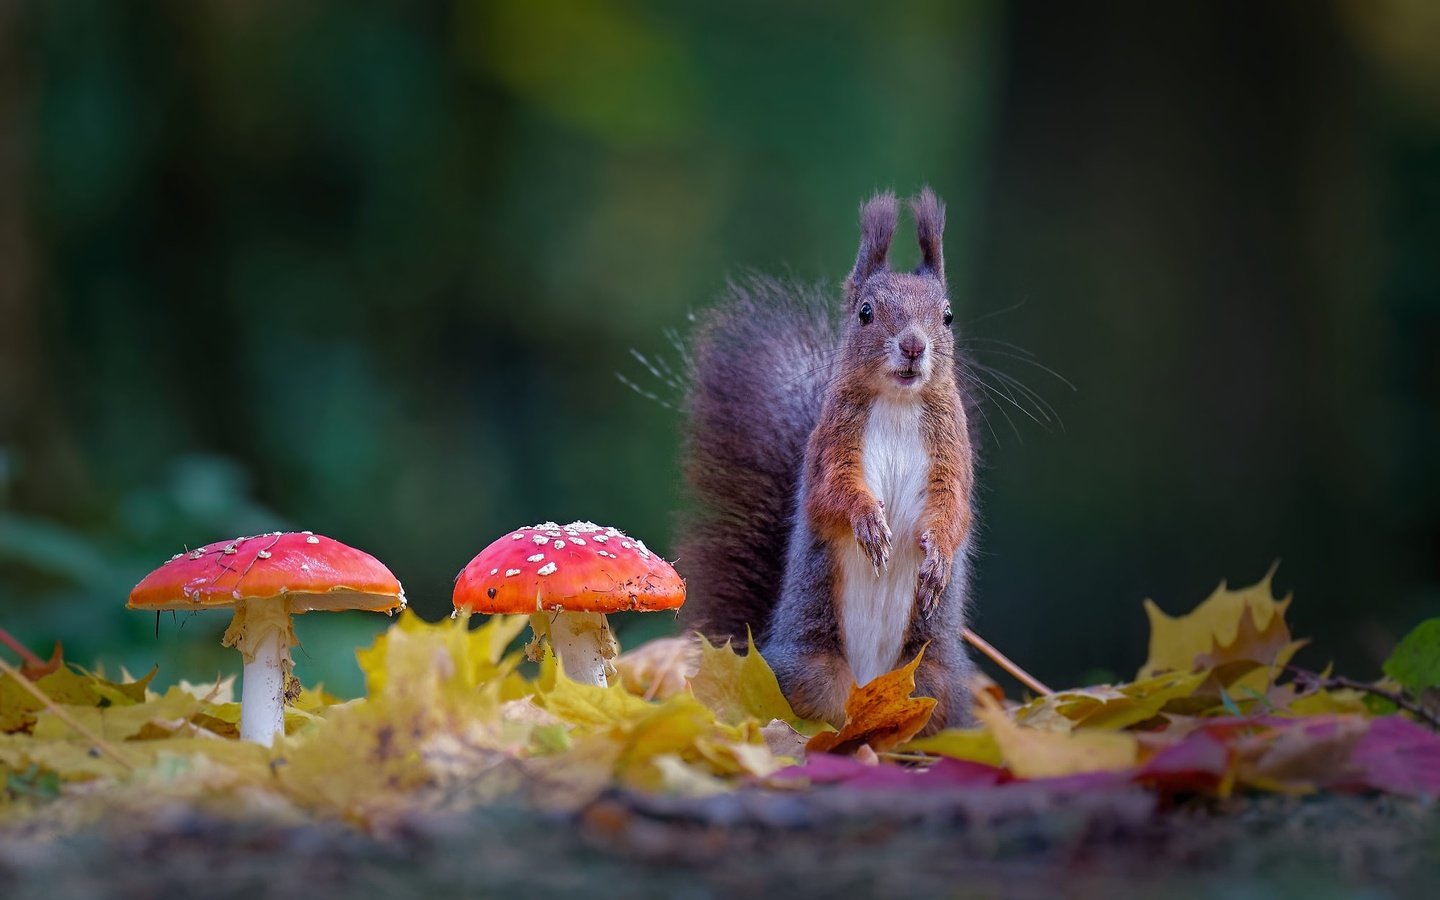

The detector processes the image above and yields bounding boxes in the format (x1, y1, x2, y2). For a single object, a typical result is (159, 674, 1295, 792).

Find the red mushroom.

(129, 531, 405, 745)
(452, 521, 684, 686)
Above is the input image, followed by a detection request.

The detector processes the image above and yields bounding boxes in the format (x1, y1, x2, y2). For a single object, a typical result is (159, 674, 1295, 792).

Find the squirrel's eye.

(943, 306, 954, 327)
(858, 302, 874, 325)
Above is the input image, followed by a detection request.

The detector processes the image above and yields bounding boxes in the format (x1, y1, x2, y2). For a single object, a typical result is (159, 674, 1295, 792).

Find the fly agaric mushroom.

(452, 521, 684, 687)
(128, 531, 405, 745)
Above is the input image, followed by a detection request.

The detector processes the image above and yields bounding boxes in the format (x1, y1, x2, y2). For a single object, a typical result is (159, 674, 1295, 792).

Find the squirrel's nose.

(899, 333, 927, 361)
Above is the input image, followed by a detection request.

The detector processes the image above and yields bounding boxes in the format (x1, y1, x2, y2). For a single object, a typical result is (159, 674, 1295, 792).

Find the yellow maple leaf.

(688, 632, 801, 727)
(356, 610, 528, 696)
(1285, 687, 1369, 717)
(0, 731, 128, 783)
(615, 696, 716, 788)
(975, 693, 1138, 778)
(1, 666, 158, 734)
(693, 734, 786, 777)
(806, 650, 937, 755)
(531, 658, 781, 798)
(536, 673, 657, 728)
(646, 754, 731, 796)
(31, 687, 202, 743)
(1016, 670, 1211, 733)
(1139, 565, 1306, 694)
(902, 727, 1003, 766)
(278, 613, 532, 824)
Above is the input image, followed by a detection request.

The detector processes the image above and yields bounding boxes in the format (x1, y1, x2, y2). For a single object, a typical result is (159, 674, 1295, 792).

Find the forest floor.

(2, 787, 1435, 899)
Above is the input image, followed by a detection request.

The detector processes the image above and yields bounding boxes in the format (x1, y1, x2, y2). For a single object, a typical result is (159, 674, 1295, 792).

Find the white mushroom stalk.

(536, 610, 618, 687)
(223, 600, 296, 745)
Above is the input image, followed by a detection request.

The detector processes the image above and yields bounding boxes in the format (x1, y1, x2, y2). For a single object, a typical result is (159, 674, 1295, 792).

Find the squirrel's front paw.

(916, 531, 950, 618)
(853, 503, 892, 574)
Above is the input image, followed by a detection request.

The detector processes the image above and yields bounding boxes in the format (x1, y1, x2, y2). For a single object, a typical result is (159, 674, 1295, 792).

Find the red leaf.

(1137, 730, 1232, 794)
(1344, 715, 1440, 799)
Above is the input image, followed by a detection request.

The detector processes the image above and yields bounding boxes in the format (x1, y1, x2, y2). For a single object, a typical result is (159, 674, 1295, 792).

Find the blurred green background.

(1, 1, 1437, 697)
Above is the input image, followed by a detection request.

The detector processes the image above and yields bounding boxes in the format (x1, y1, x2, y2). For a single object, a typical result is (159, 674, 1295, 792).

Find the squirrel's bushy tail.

(677, 275, 839, 645)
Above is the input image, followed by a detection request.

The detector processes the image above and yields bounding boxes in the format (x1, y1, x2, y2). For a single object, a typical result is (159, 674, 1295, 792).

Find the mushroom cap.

(128, 532, 406, 614)
(453, 521, 684, 615)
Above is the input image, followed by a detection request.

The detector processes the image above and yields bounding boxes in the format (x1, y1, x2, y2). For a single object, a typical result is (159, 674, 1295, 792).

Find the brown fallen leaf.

(805, 650, 936, 756)
(759, 719, 808, 759)
(614, 635, 700, 701)
(1236, 715, 1368, 793)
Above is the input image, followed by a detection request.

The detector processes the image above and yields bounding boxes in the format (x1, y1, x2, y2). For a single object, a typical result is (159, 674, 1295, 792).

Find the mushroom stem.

(223, 600, 297, 746)
(239, 627, 287, 745)
(548, 611, 618, 687)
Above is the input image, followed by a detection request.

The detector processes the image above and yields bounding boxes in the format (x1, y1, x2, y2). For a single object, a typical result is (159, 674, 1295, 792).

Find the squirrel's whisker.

(959, 298, 1028, 329)
(968, 361, 1064, 431)
(963, 379, 1005, 449)
(967, 367, 1044, 428)
(616, 372, 675, 410)
(962, 373, 1024, 442)
(959, 335, 1039, 358)
(976, 374, 1049, 430)
(967, 348, 1077, 391)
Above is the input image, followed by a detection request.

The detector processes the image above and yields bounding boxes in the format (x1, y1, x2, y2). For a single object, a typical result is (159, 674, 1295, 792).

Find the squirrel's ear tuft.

(910, 186, 946, 283)
(847, 191, 898, 301)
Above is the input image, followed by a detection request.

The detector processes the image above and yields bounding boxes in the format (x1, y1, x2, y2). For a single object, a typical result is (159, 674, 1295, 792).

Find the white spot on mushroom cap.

(257, 549, 272, 559)
(505, 568, 521, 577)
(306, 535, 320, 544)
(537, 562, 557, 576)
(553, 539, 566, 550)
(593, 534, 608, 543)
(490, 568, 498, 576)
(532, 535, 548, 545)
(527, 553, 545, 563)
(570, 536, 586, 545)
(512, 533, 524, 540)
(301, 530, 314, 535)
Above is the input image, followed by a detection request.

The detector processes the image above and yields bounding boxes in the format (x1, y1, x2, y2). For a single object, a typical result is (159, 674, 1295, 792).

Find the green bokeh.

(2, 2, 1437, 695)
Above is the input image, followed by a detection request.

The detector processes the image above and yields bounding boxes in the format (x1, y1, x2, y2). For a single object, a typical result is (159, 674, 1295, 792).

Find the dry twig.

(1286, 664, 1440, 731)
(962, 627, 1053, 696)
(0, 655, 134, 770)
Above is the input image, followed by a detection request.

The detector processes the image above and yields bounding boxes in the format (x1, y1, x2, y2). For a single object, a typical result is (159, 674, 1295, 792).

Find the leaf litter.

(2, 569, 1438, 843)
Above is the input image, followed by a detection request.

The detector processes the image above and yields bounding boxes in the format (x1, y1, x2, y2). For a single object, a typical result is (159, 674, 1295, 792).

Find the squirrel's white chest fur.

(839, 397, 929, 686)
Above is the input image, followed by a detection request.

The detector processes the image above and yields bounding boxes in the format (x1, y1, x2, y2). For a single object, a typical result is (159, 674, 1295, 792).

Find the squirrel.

(677, 187, 979, 732)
